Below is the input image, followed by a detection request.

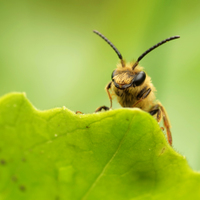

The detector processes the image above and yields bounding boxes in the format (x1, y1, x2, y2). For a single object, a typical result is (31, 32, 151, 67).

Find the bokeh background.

(1, 1, 200, 170)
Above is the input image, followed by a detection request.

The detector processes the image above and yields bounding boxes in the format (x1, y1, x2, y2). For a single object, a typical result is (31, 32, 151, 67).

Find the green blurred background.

(1, 1, 200, 171)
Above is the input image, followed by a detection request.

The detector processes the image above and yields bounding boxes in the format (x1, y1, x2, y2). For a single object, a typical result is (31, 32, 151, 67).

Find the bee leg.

(95, 106, 110, 112)
(149, 103, 172, 146)
(95, 81, 112, 112)
(76, 111, 84, 114)
(149, 104, 162, 122)
(106, 81, 112, 108)
(158, 103, 172, 146)
(133, 88, 151, 107)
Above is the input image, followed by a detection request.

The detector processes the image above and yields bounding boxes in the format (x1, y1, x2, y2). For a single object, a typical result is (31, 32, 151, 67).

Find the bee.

(93, 30, 180, 146)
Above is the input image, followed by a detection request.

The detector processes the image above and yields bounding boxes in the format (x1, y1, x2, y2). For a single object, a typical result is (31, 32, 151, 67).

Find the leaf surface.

(0, 93, 199, 200)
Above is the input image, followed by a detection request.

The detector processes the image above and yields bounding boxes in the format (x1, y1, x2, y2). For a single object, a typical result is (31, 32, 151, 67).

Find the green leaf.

(0, 93, 200, 200)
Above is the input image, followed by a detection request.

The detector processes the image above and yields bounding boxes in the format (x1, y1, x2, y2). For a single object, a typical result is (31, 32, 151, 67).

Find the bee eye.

(132, 71, 146, 87)
(111, 70, 116, 80)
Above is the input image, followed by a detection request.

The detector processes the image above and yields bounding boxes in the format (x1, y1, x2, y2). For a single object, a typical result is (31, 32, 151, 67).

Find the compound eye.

(132, 71, 146, 87)
(111, 70, 116, 80)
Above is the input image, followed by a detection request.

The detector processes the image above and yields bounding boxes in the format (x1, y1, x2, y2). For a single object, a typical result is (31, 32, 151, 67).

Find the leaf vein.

(81, 115, 135, 200)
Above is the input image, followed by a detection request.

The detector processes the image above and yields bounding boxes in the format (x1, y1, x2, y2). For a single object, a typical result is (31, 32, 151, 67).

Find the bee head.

(93, 30, 180, 89)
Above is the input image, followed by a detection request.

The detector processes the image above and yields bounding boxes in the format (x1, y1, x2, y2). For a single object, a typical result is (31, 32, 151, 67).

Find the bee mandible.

(93, 30, 180, 146)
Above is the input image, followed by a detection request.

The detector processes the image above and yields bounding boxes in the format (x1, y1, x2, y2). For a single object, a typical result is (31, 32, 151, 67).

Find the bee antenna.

(93, 30, 125, 67)
(132, 35, 180, 70)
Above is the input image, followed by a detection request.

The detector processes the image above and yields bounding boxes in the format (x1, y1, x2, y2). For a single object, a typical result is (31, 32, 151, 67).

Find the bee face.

(111, 68, 146, 89)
